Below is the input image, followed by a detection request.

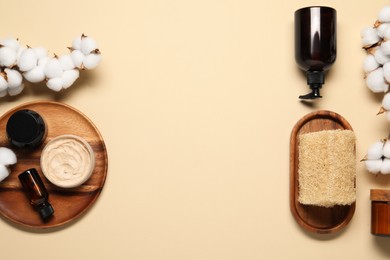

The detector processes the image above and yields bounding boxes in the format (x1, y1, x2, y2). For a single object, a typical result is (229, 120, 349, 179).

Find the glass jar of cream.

(40, 134, 95, 188)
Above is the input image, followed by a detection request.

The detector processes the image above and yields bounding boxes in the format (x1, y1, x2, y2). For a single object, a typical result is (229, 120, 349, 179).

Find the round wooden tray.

(0, 101, 108, 229)
(290, 110, 355, 234)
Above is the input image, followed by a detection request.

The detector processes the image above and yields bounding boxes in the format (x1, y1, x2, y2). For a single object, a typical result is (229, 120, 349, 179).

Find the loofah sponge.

(298, 129, 356, 208)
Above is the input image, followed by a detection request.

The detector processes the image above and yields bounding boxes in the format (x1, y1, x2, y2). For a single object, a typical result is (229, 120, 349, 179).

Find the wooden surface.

(290, 110, 356, 234)
(0, 101, 108, 229)
(371, 200, 390, 236)
(371, 189, 390, 202)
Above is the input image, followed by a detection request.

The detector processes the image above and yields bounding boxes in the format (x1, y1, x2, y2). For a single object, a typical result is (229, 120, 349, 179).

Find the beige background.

(0, 0, 389, 259)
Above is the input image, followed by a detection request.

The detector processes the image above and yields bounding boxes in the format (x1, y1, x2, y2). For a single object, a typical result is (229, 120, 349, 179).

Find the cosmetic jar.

(371, 189, 390, 237)
(6, 109, 46, 148)
(40, 134, 95, 188)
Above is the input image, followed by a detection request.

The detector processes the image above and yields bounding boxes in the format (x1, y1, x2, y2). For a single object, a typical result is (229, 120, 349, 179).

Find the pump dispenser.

(295, 6, 336, 99)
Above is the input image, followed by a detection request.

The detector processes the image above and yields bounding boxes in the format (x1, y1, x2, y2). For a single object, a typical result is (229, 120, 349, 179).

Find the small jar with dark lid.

(6, 109, 46, 148)
(370, 189, 390, 237)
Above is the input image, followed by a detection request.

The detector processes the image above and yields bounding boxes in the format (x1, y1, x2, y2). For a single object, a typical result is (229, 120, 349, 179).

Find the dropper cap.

(38, 202, 54, 220)
(299, 71, 324, 99)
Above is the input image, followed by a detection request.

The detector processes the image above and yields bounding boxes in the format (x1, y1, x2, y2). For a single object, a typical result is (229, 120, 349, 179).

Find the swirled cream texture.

(41, 135, 95, 188)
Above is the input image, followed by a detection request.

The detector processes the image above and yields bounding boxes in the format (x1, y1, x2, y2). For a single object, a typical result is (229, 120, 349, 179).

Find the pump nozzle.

(299, 71, 324, 100)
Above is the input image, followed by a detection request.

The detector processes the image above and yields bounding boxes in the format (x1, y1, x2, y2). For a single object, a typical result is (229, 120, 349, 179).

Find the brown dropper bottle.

(295, 6, 337, 99)
(18, 168, 54, 221)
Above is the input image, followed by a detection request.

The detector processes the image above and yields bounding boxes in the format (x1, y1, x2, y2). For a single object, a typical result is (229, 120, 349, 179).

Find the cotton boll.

(366, 68, 389, 93)
(383, 92, 390, 111)
(377, 23, 390, 38)
(0, 47, 17, 67)
(379, 6, 390, 23)
(0, 147, 17, 166)
(83, 53, 101, 69)
(383, 140, 390, 158)
(62, 69, 79, 88)
(381, 158, 390, 174)
(382, 41, 390, 55)
(374, 48, 390, 64)
(384, 26, 390, 40)
(364, 54, 380, 73)
(0, 164, 9, 182)
(4, 69, 23, 88)
(23, 66, 45, 83)
(0, 75, 7, 91)
(72, 36, 82, 50)
(80, 36, 97, 55)
(17, 48, 38, 72)
(59, 54, 75, 71)
(38, 56, 49, 67)
(32, 47, 48, 60)
(71, 50, 85, 68)
(8, 84, 24, 96)
(0, 38, 19, 51)
(362, 27, 381, 47)
(384, 62, 390, 82)
(367, 140, 385, 160)
(44, 57, 63, 79)
(46, 77, 63, 91)
(366, 159, 383, 174)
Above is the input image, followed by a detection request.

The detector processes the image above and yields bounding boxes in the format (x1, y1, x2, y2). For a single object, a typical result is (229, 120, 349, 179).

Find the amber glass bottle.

(18, 168, 54, 221)
(295, 6, 336, 99)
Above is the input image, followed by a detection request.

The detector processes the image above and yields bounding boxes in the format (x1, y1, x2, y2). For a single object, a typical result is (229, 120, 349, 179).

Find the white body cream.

(41, 134, 95, 188)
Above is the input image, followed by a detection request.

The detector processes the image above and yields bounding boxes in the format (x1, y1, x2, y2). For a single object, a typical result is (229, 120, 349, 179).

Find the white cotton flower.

(382, 92, 390, 111)
(0, 38, 20, 51)
(80, 36, 98, 55)
(383, 140, 390, 158)
(32, 47, 47, 60)
(374, 48, 390, 64)
(381, 41, 390, 55)
(46, 77, 63, 91)
(381, 158, 390, 174)
(62, 69, 79, 89)
(377, 23, 390, 38)
(0, 47, 17, 67)
(0, 147, 17, 166)
(362, 27, 381, 47)
(17, 48, 38, 72)
(366, 67, 389, 92)
(24, 55, 49, 83)
(0, 164, 9, 182)
(23, 66, 45, 83)
(383, 62, 390, 82)
(38, 56, 49, 67)
(379, 6, 390, 23)
(71, 50, 85, 68)
(8, 84, 24, 96)
(383, 26, 390, 40)
(365, 159, 383, 174)
(59, 54, 75, 71)
(0, 75, 7, 91)
(83, 53, 101, 69)
(364, 54, 380, 73)
(44, 57, 63, 79)
(72, 36, 82, 50)
(367, 140, 385, 160)
(4, 69, 23, 88)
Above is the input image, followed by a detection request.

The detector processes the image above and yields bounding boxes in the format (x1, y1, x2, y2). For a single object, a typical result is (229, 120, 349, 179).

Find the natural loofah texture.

(298, 130, 356, 208)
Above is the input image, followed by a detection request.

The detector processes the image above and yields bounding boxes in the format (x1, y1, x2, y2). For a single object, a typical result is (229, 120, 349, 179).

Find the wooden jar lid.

(370, 189, 390, 202)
